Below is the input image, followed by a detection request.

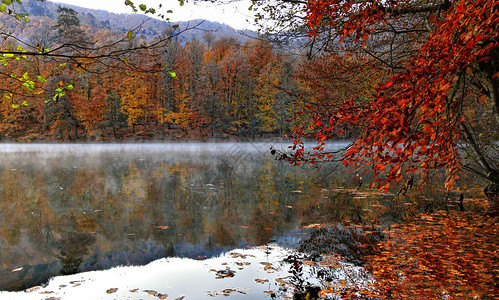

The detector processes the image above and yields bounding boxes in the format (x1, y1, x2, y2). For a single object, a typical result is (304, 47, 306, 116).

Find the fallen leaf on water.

(215, 267, 236, 278)
(255, 278, 269, 284)
(264, 265, 275, 272)
(106, 288, 118, 294)
(303, 223, 327, 229)
(39, 291, 54, 294)
(260, 262, 272, 265)
(222, 289, 235, 293)
(25, 286, 41, 293)
(157, 293, 168, 299)
(231, 252, 246, 259)
(129, 289, 138, 292)
(144, 290, 158, 296)
(175, 297, 185, 300)
(263, 290, 275, 294)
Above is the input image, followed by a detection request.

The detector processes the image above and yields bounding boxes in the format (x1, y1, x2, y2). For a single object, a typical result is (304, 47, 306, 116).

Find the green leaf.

(4, 53, 14, 58)
(16, 0, 22, 4)
(66, 84, 74, 90)
(11, 104, 19, 109)
(3, 0, 13, 6)
(21, 101, 28, 107)
(139, 4, 146, 11)
(59, 63, 67, 67)
(178, 0, 184, 6)
(0, 5, 5, 12)
(172, 24, 179, 29)
(168, 71, 176, 78)
(126, 30, 133, 40)
(37, 75, 46, 83)
(167, 10, 173, 13)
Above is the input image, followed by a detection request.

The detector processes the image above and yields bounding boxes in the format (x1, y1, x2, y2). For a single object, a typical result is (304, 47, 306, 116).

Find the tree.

(274, 0, 499, 196)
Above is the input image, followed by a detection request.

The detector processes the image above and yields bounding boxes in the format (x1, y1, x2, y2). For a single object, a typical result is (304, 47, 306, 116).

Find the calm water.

(0, 143, 485, 298)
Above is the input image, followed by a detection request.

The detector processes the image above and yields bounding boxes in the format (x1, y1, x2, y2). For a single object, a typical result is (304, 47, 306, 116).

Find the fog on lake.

(0, 143, 484, 299)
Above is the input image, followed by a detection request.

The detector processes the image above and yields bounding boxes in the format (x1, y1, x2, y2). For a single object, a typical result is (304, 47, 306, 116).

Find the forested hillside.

(1, 0, 317, 141)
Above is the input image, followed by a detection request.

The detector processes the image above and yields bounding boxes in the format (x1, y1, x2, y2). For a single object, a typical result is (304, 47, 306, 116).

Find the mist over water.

(0, 142, 482, 298)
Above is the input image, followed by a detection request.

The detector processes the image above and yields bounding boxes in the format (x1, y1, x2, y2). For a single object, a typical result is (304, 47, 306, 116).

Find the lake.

(0, 143, 485, 299)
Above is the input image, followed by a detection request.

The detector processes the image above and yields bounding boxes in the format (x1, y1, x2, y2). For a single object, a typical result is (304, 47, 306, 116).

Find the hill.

(16, 0, 255, 42)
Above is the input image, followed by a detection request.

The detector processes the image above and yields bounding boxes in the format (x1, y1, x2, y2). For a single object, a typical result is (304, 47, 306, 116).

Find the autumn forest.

(0, 1, 314, 142)
(0, 0, 498, 299)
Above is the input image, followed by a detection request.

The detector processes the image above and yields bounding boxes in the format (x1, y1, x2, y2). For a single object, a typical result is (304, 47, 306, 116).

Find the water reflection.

(0, 143, 486, 293)
(0, 143, 347, 291)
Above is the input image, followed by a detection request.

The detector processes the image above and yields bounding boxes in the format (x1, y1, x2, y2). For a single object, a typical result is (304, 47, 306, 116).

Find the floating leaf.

(106, 288, 118, 294)
(39, 291, 54, 294)
(144, 290, 157, 296)
(255, 278, 269, 284)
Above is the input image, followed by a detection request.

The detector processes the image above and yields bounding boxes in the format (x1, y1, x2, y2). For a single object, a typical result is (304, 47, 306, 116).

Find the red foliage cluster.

(291, 0, 499, 190)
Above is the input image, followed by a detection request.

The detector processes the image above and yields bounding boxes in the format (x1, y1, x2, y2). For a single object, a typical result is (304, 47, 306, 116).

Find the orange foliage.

(362, 211, 498, 299)
(289, 0, 499, 190)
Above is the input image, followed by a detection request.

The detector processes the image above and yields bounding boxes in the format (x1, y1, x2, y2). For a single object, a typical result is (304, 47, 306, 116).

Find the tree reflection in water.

(57, 230, 96, 275)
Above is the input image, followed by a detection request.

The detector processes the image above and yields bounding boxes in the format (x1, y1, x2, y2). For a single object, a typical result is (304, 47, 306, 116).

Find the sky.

(50, 0, 257, 30)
